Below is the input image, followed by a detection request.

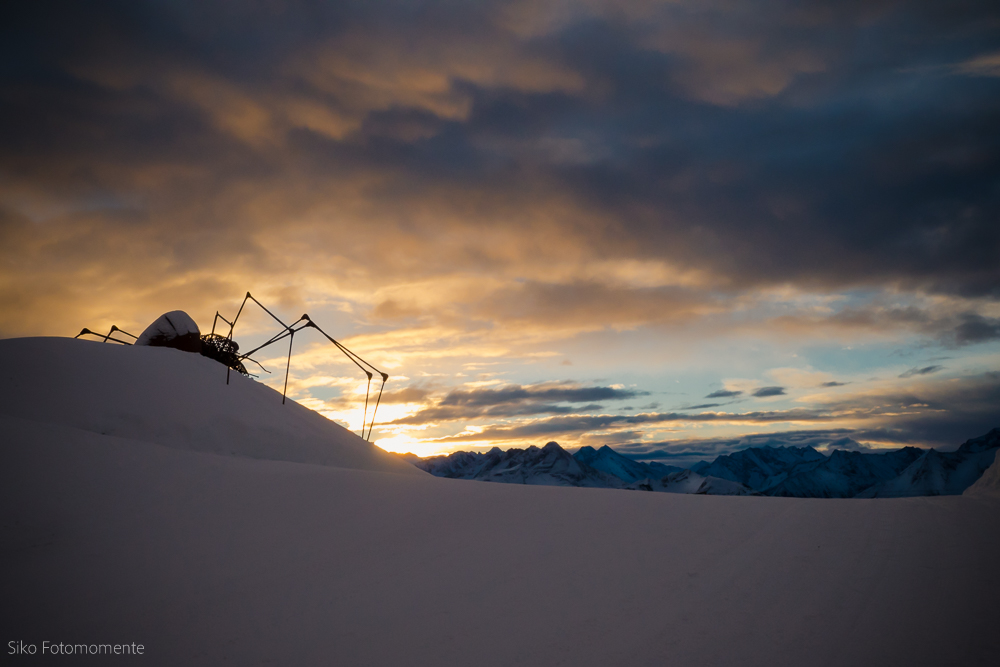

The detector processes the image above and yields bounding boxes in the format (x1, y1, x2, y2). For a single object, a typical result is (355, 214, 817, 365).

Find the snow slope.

(0, 337, 422, 476)
(3, 337, 1000, 666)
(965, 445, 1000, 497)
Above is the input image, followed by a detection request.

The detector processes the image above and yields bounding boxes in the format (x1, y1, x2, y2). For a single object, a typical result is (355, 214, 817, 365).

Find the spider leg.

(74, 326, 134, 345)
(218, 293, 392, 441)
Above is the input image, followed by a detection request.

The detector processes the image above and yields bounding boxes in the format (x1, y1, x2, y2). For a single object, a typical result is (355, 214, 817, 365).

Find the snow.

(418, 441, 623, 487)
(700, 444, 825, 490)
(632, 469, 755, 495)
(575, 444, 682, 482)
(859, 447, 999, 498)
(965, 445, 1000, 497)
(3, 337, 1000, 666)
(134, 310, 201, 349)
(767, 447, 924, 498)
(0, 337, 421, 475)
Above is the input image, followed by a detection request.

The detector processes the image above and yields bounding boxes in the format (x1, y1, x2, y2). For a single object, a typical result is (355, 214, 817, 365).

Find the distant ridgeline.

(408, 428, 1000, 498)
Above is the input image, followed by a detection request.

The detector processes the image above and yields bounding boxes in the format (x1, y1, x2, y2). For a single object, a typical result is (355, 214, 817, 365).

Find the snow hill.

(0, 337, 421, 475)
(3, 337, 1000, 666)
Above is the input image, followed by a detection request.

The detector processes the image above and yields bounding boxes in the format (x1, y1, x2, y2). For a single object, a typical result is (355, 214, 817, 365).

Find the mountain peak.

(957, 427, 1000, 454)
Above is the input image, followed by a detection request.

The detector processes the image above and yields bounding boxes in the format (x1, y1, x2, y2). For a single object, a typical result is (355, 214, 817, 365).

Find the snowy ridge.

(965, 443, 1000, 497)
(574, 444, 682, 482)
(631, 470, 756, 495)
(416, 434, 1000, 497)
(700, 445, 826, 490)
(766, 448, 924, 498)
(417, 442, 624, 487)
(857, 448, 999, 498)
(0, 337, 422, 476)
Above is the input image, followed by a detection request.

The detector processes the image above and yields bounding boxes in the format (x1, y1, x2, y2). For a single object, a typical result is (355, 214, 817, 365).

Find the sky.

(2, 0, 999, 460)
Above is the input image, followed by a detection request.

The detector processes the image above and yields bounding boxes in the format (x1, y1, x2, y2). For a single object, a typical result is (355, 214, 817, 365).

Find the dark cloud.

(389, 382, 644, 424)
(824, 437, 873, 452)
(816, 371, 1000, 447)
(377, 385, 436, 404)
(899, 365, 944, 378)
(439, 383, 645, 407)
(2, 1, 999, 457)
(619, 429, 863, 461)
(426, 371, 1000, 449)
(951, 314, 1000, 345)
(706, 389, 742, 398)
(430, 408, 836, 441)
(752, 386, 786, 397)
(820, 381, 848, 387)
(1, 0, 999, 340)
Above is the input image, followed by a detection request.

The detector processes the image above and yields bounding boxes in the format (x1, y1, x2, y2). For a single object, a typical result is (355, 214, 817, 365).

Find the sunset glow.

(2, 0, 998, 459)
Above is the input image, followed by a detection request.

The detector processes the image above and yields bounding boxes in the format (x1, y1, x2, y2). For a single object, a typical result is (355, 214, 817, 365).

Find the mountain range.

(411, 429, 1000, 498)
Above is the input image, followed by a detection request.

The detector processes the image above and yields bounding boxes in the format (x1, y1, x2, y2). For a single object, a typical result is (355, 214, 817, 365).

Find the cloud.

(956, 50, 1000, 77)
(706, 389, 742, 398)
(821, 381, 848, 387)
(615, 429, 865, 462)
(752, 386, 786, 397)
(429, 407, 838, 443)
(438, 383, 646, 407)
(951, 314, 1000, 346)
(389, 382, 645, 424)
(823, 437, 873, 452)
(899, 365, 943, 379)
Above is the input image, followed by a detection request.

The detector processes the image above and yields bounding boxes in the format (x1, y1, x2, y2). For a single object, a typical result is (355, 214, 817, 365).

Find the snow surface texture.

(0, 337, 422, 475)
(3, 337, 1000, 666)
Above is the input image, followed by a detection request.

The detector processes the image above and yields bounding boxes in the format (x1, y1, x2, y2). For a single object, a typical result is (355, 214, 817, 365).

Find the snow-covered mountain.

(857, 446, 999, 498)
(418, 442, 721, 493)
(416, 442, 625, 487)
(418, 434, 1000, 498)
(631, 469, 755, 495)
(699, 445, 826, 490)
(965, 433, 1000, 497)
(766, 447, 924, 498)
(573, 444, 682, 483)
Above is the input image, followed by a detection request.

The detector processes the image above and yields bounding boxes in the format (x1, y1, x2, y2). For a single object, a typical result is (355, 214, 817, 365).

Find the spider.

(76, 292, 390, 441)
